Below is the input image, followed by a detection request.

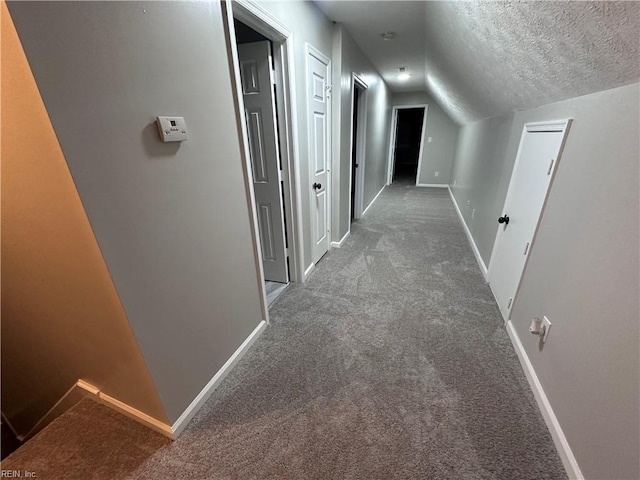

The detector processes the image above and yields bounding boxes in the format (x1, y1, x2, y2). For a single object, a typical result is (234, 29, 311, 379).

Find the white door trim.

(305, 42, 332, 266)
(349, 73, 368, 221)
(386, 104, 428, 185)
(487, 118, 572, 319)
(224, 0, 305, 297)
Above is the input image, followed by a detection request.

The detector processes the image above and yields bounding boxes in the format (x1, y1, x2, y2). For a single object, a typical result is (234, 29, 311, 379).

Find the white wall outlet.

(434, 171, 439, 177)
(471, 208, 475, 219)
(542, 316, 552, 342)
(466, 200, 470, 208)
(427, 137, 432, 143)
(156, 116, 188, 142)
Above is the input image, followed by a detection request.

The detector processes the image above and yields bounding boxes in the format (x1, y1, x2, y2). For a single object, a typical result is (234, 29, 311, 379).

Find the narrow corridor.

(3, 185, 566, 479)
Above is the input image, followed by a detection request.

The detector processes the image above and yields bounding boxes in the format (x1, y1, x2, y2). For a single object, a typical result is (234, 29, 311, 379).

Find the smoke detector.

(381, 32, 396, 41)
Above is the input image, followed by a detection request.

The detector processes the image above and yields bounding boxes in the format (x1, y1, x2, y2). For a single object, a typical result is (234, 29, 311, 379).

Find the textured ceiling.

(315, 0, 427, 92)
(315, 1, 640, 124)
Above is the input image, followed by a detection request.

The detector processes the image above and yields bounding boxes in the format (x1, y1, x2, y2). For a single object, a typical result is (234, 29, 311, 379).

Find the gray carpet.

(2, 184, 567, 479)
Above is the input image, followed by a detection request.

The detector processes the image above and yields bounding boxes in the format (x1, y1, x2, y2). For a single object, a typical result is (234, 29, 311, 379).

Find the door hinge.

(278, 169, 283, 182)
(285, 247, 289, 257)
(507, 297, 513, 309)
(326, 84, 332, 97)
(547, 158, 555, 175)
(524, 242, 530, 255)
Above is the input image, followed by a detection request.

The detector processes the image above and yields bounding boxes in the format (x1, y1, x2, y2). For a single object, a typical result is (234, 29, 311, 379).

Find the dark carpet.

(2, 184, 567, 479)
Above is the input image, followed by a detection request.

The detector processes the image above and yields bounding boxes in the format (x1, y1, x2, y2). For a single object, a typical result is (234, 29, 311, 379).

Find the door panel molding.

(305, 42, 331, 265)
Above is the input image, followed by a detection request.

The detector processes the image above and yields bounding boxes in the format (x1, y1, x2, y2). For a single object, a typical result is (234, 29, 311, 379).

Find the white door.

(489, 120, 571, 319)
(306, 45, 330, 264)
(238, 41, 288, 283)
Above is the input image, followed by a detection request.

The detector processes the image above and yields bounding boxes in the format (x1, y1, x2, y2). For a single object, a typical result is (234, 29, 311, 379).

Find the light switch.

(427, 137, 432, 143)
(156, 116, 188, 142)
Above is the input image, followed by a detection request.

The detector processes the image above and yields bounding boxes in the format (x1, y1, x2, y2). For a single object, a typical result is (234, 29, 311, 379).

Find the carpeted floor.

(2, 184, 567, 479)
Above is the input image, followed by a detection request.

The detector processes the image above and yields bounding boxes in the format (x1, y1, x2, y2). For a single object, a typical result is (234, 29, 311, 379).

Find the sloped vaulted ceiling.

(316, 1, 640, 124)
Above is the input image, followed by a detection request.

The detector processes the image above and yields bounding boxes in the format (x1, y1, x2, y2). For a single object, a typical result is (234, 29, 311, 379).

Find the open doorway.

(224, 2, 306, 313)
(234, 20, 290, 307)
(350, 75, 367, 222)
(387, 105, 427, 185)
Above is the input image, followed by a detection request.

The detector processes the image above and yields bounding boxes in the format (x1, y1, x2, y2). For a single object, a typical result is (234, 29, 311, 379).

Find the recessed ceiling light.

(397, 67, 411, 81)
(382, 32, 396, 41)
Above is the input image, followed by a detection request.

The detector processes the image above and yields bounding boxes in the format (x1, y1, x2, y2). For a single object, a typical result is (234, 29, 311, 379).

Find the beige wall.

(6, 0, 264, 425)
(1, 2, 168, 435)
(449, 83, 640, 480)
(392, 91, 459, 186)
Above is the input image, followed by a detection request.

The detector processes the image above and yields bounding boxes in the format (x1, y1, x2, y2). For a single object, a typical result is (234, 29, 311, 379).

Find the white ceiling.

(315, 1, 640, 124)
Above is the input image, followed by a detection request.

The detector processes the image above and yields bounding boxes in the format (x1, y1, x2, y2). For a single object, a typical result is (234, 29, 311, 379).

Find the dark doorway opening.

(350, 85, 363, 222)
(392, 108, 424, 184)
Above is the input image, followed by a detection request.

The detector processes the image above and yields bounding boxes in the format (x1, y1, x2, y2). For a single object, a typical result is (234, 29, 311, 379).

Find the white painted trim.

(303, 262, 316, 282)
(331, 230, 350, 248)
(448, 186, 488, 280)
(170, 320, 267, 439)
(233, 0, 291, 39)
(305, 42, 332, 265)
(506, 321, 584, 480)
(98, 390, 173, 439)
(76, 379, 100, 395)
(414, 106, 429, 186)
(416, 183, 448, 188)
(227, 1, 304, 284)
(487, 119, 572, 319)
(525, 119, 571, 133)
(362, 184, 386, 217)
(348, 73, 368, 221)
(386, 108, 398, 185)
(386, 104, 428, 185)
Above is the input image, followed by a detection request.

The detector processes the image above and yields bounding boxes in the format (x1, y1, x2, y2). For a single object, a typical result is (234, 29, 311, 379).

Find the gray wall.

(392, 92, 459, 186)
(449, 83, 640, 480)
(2, 3, 168, 435)
(332, 24, 392, 241)
(449, 113, 515, 264)
(259, 1, 333, 271)
(8, 1, 264, 424)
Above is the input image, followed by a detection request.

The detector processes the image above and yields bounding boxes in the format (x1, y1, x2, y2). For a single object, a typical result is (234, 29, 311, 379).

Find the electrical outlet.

(434, 171, 439, 177)
(427, 137, 432, 143)
(542, 316, 552, 342)
(471, 208, 475, 219)
(465, 200, 470, 209)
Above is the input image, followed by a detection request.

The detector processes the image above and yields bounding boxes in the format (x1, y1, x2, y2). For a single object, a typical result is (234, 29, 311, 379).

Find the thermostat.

(156, 116, 188, 142)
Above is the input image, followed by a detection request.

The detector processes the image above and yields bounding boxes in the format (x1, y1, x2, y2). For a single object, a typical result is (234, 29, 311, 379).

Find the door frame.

(386, 104, 428, 185)
(222, 0, 305, 321)
(304, 42, 332, 266)
(349, 73, 368, 221)
(487, 118, 572, 320)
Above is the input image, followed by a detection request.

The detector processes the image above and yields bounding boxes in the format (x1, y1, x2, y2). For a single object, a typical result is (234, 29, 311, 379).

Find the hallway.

(3, 185, 565, 479)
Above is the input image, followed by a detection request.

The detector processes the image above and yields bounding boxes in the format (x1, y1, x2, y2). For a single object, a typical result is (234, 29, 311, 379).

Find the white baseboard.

(506, 321, 584, 480)
(170, 319, 267, 439)
(447, 186, 488, 280)
(63, 379, 174, 439)
(303, 262, 315, 282)
(331, 230, 350, 248)
(416, 183, 448, 188)
(97, 390, 173, 438)
(362, 185, 386, 216)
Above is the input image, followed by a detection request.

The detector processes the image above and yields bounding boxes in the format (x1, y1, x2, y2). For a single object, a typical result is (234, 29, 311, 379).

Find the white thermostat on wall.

(156, 116, 188, 142)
